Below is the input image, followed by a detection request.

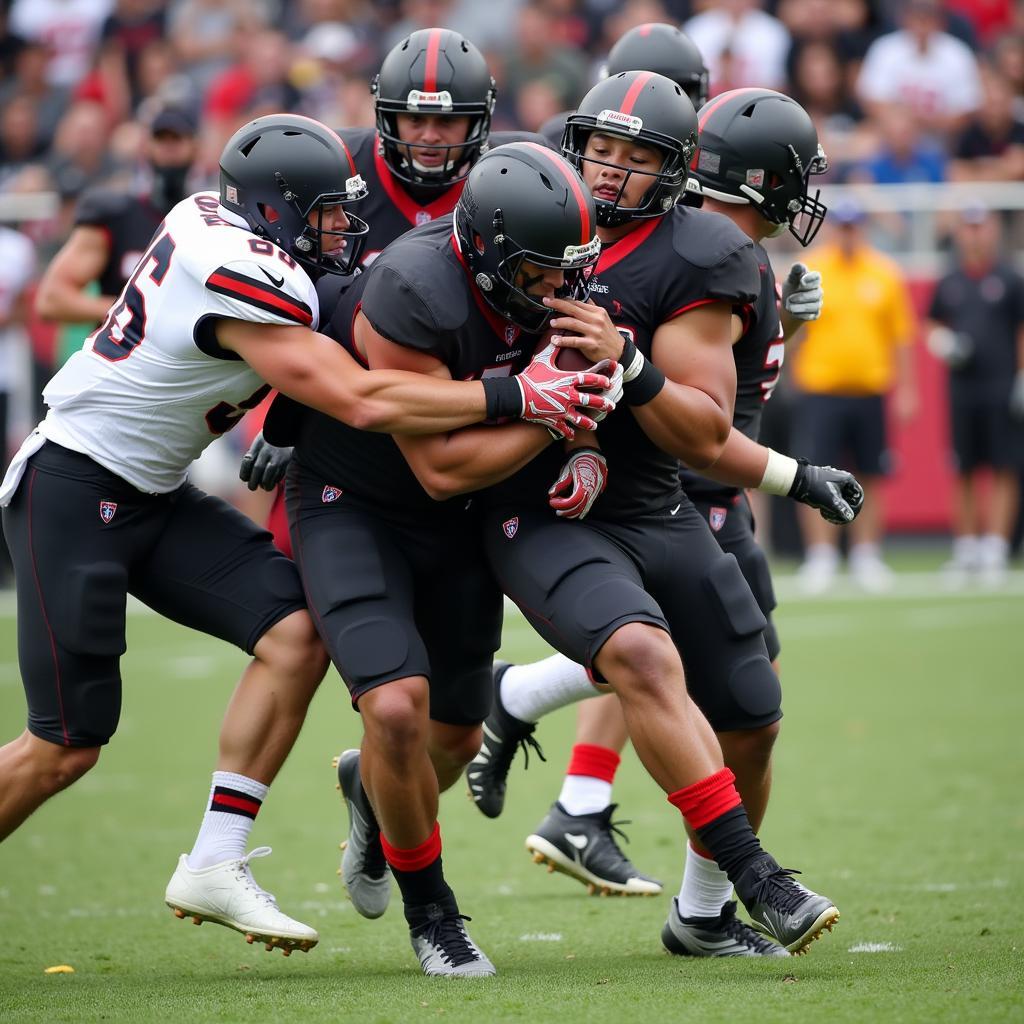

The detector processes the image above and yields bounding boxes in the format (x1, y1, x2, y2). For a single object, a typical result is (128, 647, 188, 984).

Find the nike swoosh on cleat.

(565, 833, 589, 850)
(259, 267, 285, 288)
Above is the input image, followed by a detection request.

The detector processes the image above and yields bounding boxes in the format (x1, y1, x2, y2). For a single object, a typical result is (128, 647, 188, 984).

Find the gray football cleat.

(661, 898, 790, 957)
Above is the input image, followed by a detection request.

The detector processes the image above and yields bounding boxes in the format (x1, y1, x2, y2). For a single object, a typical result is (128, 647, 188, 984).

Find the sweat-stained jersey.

(485, 205, 760, 520)
(73, 188, 166, 301)
(679, 239, 783, 504)
(336, 127, 553, 268)
(293, 215, 545, 519)
(38, 191, 318, 493)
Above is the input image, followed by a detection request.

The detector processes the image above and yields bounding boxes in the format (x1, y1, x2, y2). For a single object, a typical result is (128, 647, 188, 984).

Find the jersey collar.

(373, 135, 463, 227)
(594, 216, 663, 277)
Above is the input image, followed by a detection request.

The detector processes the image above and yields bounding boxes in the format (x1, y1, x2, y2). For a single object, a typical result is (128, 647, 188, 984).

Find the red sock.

(380, 821, 442, 872)
(667, 768, 742, 831)
(566, 743, 620, 783)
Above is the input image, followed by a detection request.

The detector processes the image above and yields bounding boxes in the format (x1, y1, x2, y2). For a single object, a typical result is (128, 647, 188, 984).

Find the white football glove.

(782, 262, 823, 321)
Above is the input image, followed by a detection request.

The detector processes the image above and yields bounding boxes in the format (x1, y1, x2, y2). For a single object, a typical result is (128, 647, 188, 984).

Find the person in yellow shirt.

(791, 199, 918, 592)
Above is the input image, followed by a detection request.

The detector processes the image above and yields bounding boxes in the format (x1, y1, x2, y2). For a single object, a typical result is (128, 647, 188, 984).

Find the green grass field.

(1, 568, 1022, 1023)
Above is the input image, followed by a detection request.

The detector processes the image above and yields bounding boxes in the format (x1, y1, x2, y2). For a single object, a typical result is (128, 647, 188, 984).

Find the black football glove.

(239, 431, 293, 492)
(788, 459, 864, 525)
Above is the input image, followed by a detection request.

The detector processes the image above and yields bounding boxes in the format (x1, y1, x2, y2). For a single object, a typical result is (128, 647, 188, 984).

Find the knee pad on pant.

(572, 575, 663, 635)
(703, 553, 768, 640)
(332, 616, 411, 682)
(743, 543, 778, 617)
(727, 654, 782, 720)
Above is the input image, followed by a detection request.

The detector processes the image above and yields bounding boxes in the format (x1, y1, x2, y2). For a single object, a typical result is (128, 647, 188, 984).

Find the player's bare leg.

(595, 622, 837, 954)
(165, 610, 327, 955)
(348, 676, 494, 975)
(428, 720, 483, 793)
(0, 733, 100, 841)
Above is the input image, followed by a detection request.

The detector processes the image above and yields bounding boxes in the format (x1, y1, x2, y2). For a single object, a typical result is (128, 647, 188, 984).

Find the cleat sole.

(167, 903, 318, 955)
(524, 835, 663, 897)
(786, 909, 840, 956)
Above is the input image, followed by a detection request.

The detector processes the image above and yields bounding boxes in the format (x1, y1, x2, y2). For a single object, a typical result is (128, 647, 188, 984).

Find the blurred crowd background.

(1, 0, 1023, 588)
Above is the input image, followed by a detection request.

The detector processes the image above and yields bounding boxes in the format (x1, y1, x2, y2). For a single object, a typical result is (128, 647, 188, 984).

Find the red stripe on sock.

(212, 793, 261, 816)
(667, 768, 741, 830)
(381, 822, 441, 873)
(566, 743, 620, 784)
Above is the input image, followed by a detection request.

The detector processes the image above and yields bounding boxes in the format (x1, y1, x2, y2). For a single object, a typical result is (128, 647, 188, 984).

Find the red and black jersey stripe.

(206, 267, 314, 326)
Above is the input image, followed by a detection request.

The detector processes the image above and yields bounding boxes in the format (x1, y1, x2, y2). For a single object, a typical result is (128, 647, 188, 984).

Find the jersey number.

(761, 341, 785, 402)
(205, 385, 271, 436)
(92, 233, 176, 361)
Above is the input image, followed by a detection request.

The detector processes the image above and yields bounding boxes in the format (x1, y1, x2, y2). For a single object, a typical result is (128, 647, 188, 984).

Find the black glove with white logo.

(789, 459, 864, 525)
(239, 432, 293, 491)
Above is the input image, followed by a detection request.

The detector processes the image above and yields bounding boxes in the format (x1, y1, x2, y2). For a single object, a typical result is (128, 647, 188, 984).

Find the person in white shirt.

(856, 0, 982, 138)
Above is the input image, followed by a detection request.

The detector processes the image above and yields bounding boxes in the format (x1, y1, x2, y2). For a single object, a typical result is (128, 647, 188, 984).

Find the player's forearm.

(686, 427, 770, 487)
(632, 382, 732, 469)
(34, 282, 115, 324)
(404, 423, 551, 501)
(779, 310, 806, 341)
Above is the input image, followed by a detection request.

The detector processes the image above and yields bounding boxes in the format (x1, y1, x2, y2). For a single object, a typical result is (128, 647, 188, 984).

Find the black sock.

(695, 805, 775, 905)
(390, 856, 457, 929)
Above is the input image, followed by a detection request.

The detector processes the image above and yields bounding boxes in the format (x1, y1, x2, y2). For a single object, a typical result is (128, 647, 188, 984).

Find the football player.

(0, 115, 601, 956)
(243, 28, 551, 554)
(271, 143, 613, 976)
(474, 73, 843, 956)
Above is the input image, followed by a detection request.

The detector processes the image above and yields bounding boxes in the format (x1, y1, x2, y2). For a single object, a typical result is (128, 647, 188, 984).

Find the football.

(538, 328, 594, 372)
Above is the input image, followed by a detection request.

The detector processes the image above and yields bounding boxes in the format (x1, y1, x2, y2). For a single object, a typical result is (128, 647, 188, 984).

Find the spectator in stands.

(8, 0, 113, 90)
(45, 100, 120, 202)
(496, 0, 588, 123)
(169, 0, 267, 95)
(948, 64, 1024, 181)
(857, 0, 982, 141)
(0, 95, 45, 192)
(0, 41, 70, 143)
(791, 199, 918, 594)
(926, 204, 1024, 586)
(852, 102, 946, 184)
(684, 0, 791, 92)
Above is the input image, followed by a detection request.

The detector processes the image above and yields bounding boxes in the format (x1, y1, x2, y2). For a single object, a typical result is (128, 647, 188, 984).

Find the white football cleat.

(165, 846, 318, 955)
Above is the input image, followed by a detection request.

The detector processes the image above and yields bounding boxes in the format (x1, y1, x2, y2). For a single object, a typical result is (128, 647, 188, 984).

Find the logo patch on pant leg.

(322, 485, 342, 503)
(99, 501, 117, 523)
(503, 516, 519, 539)
(709, 506, 727, 532)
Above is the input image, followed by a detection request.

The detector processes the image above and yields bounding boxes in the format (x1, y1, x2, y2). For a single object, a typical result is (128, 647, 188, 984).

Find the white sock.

(558, 775, 613, 816)
(500, 654, 599, 724)
(850, 541, 881, 564)
(187, 771, 268, 869)
(803, 543, 838, 566)
(951, 534, 979, 566)
(980, 533, 1008, 567)
(676, 842, 733, 919)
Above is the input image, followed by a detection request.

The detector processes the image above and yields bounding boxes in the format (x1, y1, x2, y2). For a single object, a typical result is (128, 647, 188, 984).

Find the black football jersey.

(73, 188, 165, 300)
(487, 206, 759, 520)
(679, 240, 783, 504)
(337, 128, 553, 269)
(293, 217, 546, 518)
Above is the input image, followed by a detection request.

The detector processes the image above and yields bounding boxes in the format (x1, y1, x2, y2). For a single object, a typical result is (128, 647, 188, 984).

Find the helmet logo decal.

(562, 235, 601, 266)
(596, 108, 643, 135)
(407, 89, 453, 110)
(696, 149, 720, 174)
(225, 185, 239, 204)
(345, 174, 366, 198)
(745, 169, 765, 189)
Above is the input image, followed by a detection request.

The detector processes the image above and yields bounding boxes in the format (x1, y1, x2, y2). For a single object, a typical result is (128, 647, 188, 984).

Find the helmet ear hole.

(258, 203, 281, 224)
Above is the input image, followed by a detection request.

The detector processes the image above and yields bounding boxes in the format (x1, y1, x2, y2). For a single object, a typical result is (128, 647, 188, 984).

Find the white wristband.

(758, 448, 798, 496)
(622, 347, 646, 383)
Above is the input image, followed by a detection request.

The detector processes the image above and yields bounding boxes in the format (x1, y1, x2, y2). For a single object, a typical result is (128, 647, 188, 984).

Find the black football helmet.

(373, 28, 496, 189)
(562, 71, 697, 228)
(605, 23, 709, 110)
(219, 114, 369, 276)
(692, 89, 829, 246)
(455, 142, 600, 333)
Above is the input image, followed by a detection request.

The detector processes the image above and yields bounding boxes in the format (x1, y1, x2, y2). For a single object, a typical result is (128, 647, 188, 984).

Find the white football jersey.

(39, 192, 320, 493)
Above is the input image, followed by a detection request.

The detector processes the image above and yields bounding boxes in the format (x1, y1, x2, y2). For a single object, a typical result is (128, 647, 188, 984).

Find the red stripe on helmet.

(519, 142, 592, 244)
(423, 28, 442, 93)
(619, 71, 655, 116)
(276, 113, 356, 176)
(696, 87, 764, 132)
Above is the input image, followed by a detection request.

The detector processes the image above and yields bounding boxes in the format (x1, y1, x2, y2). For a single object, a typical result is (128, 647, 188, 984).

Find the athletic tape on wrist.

(757, 448, 799, 496)
(622, 357, 666, 405)
(483, 375, 524, 421)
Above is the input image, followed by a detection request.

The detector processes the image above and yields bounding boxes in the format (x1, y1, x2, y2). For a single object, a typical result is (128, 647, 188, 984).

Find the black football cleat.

(525, 802, 662, 896)
(661, 898, 790, 957)
(465, 661, 545, 819)
(736, 853, 839, 955)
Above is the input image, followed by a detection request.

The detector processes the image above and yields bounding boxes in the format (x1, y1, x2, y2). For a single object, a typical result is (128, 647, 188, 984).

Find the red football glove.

(548, 447, 609, 519)
(515, 343, 616, 441)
